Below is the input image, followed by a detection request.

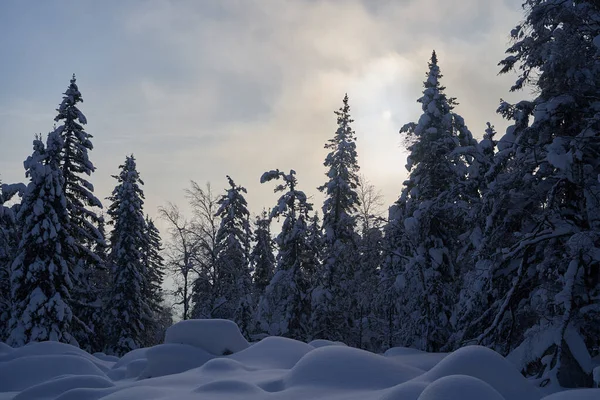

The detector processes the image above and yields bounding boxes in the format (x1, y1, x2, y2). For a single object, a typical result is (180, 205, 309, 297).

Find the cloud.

(0, 0, 527, 228)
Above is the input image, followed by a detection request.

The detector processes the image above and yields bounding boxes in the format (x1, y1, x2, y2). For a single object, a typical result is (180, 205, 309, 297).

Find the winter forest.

(1, 0, 600, 392)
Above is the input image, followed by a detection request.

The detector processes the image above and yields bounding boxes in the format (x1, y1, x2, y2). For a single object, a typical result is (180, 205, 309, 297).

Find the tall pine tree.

(211, 176, 253, 337)
(8, 132, 76, 347)
(141, 216, 165, 346)
(389, 51, 476, 352)
(0, 182, 24, 341)
(104, 155, 150, 355)
(258, 170, 315, 340)
(311, 94, 361, 345)
(462, 1, 600, 387)
(53, 75, 106, 350)
(250, 210, 275, 307)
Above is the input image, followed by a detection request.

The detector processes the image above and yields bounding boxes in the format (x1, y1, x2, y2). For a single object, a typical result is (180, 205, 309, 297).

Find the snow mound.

(194, 379, 266, 395)
(385, 347, 426, 356)
(88, 386, 169, 400)
(385, 346, 448, 371)
(124, 358, 148, 379)
(107, 347, 150, 381)
(200, 357, 252, 374)
(139, 343, 214, 379)
(0, 341, 113, 373)
(0, 341, 89, 360)
(0, 354, 108, 392)
(53, 387, 116, 400)
(13, 375, 115, 400)
(164, 319, 249, 355)
(111, 347, 149, 370)
(1, 335, 599, 400)
(379, 381, 429, 400)
(417, 375, 505, 400)
(421, 345, 542, 400)
(308, 339, 347, 348)
(0, 342, 12, 354)
(230, 336, 313, 369)
(93, 353, 120, 363)
(285, 345, 423, 389)
(543, 389, 600, 400)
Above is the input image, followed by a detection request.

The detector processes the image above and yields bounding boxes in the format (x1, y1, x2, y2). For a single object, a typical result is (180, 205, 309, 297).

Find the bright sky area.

(0, 0, 525, 228)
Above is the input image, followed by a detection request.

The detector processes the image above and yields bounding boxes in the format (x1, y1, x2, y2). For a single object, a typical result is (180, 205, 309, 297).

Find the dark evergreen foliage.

(258, 170, 316, 340)
(250, 210, 275, 305)
(53, 76, 106, 350)
(104, 155, 150, 355)
(211, 176, 253, 337)
(312, 94, 362, 346)
(8, 133, 76, 347)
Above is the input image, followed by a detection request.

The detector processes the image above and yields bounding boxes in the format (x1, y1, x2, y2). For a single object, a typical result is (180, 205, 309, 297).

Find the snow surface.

(1, 319, 599, 400)
(164, 318, 249, 355)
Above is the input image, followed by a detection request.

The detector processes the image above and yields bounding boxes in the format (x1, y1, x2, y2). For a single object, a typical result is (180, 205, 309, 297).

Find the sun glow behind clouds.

(348, 54, 419, 204)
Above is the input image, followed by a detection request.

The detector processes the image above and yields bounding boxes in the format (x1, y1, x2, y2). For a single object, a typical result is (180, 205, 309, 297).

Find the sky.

(0, 0, 526, 232)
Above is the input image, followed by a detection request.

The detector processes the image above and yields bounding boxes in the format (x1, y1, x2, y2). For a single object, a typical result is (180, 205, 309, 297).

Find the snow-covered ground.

(0, 319, 598, 400)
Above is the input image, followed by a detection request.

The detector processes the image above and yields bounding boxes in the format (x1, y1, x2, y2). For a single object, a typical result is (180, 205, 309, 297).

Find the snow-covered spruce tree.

(0, 182, 24, 341)
(390, 51, 477, 352)
(211, 176, 253, 338)
(377, 202, 407, 350)
(140, 216, 165, 346)
(82, 214, 111, 350)
(8, 132, 77, 347)
(250, 210, 275, 306)
(53, 75, 106, 350)
(446, 122, 501, 351)
(311, 94, 362, 346)
(258, 170, 316, 340)
(104, 155, 150, 355)
(462, 1, 600, 387)
(356, 219, 384, 351)
(306, 212, 324, 289)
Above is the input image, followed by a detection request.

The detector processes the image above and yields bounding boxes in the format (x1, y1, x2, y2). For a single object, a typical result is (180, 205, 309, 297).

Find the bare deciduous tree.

(159, 203, 199, 321)
(357, 175, 385, 234)
(185, 181, 221, 318)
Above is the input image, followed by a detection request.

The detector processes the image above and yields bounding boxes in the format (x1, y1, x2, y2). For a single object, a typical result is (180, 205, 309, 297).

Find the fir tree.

(377, 200, 408, 349)
(53, 75, 106, 350)
(391, 51, 476, 352)
(258, 170, 315, 340)
(0, 182, 24, 341)
(141, 216, 165, 346)
(104, 155, 150, 355)
(312, 94, 361, 345)
(250, 210, 275, 305)
(8, 132, 76, 347)
(463, 1, 600, 387)
(305, 213, 324, 288)
(446, 122, 500, 351)
(356, 220, 384, 351)
(212, 176, 253, 337)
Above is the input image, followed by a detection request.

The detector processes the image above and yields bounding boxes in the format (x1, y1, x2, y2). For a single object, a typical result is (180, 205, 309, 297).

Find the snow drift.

(0, 319, 598, 400)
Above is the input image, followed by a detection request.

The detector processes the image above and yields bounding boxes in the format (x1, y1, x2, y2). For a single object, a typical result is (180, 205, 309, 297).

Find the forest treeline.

(1, 0, 599, 389)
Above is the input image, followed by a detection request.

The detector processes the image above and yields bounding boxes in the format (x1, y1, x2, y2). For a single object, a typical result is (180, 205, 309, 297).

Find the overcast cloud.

(0, 0, 525, 229)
